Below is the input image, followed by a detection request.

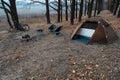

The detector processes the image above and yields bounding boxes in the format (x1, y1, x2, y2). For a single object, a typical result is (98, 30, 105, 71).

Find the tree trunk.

(9, 0, 19, 22)
(84, 0, 87, 16)
(78, 0, 83, 22)
(97, 0, 103, 14)
(87, 0, 91, 16)
(57, 0, 61, 22)
(113, 0, 119, 15)
(88, 0, 94, 18)
(103, 0, 108, 10)
(70, 0, 75, 25)
(60, 3, 62, 22)
(1, 0, 25, 31)
(65, 0, 68, 21)
(117, 2, 120, 17)
(45, 0, 51, 23)
(109, 0, 115, 13)
(9, 0, 25, 31)
(117, 8, 120, 18)
(75, 1, 78, 18)
(94, 0, 98, 17)
(1, 0, 13, 29)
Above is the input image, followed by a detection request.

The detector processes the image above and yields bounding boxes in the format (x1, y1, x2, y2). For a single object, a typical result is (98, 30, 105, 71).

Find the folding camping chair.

(48, 24, 56, 32)
(54, 26, 63, 35)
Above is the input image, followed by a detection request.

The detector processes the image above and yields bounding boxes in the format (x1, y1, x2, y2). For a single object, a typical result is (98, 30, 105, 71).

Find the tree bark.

(88, 0, 94, 18)
(78, 0, 83, 22)
(113, 0, 119, 15)
(117, 8, 120, 18)
(75, 1, 78, 18)
(57, 0, 61, 22)
(45, 0, 51, 23)
(70, 0, 75, 25)
(109, 0, 115, 13)
(60, 3, 62, 22)
(1, 0, 13, 29)
(65, 0, 68, 21)
(94, 0, 98, 17)
(9, 0, 19, 23)
(9, 0, 25, 31)
(84, 0, 87, 16)
(87, 0, 91, 16)
(117, 2, 120, 17)
(97, 0, 103, 14)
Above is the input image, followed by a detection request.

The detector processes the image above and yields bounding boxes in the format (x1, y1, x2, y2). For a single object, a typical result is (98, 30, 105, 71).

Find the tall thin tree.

(97, 0, 103, 14)
(9, 0, 25, 31)
(78, 0, 83, 22)
(75, 0, 78, 18)
(65, 0, 68, 21)
(1, 0, 13, 29)
(45, 0, 51, 23)
(58, 0, 61, 22)
(109, 0, 115, 13)
(70, 0, 75, 25)
(60, 1, 62, 22)
(94, 0, 98, 17)
(113, 0, 119, 15)
(84, 0, 87, 16)
(117, 8, 120, 18)
(88, 0, 94, 18)
(0, 0, 26, 31)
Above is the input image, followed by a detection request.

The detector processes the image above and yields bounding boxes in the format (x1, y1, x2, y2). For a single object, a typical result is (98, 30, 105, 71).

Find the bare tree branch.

(31, 1, 58, 11)
(2, 0, 11, 8)
(0, 6, 11, 14)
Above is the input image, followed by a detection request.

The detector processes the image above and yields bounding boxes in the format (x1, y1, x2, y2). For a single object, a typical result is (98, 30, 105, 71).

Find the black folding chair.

(48, 24, 56, 32)
(54, 26, 63, 35)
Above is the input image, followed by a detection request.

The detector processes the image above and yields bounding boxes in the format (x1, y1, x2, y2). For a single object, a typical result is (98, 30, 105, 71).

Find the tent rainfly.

(71, 18, 118, 44)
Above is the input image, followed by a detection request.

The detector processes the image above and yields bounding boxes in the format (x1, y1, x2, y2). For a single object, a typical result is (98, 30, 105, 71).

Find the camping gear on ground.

(48, 24, 56, 32)
(36, 29, 43, 36)
(21, 29, 44, 42)
(36, 29, 43, 32)
(71, 18, 118, 44)
(22, 34, 31, 42)
(22, 24, 30, 31)
(54, 26, 63, 35)
(48, 24, 63, 35)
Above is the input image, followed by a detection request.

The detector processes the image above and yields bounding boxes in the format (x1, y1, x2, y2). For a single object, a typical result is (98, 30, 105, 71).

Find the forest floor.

(0, 10, 120, 80)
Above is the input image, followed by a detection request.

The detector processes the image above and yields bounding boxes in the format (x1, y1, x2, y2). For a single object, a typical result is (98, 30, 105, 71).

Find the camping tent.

(71, 18, 118, 44)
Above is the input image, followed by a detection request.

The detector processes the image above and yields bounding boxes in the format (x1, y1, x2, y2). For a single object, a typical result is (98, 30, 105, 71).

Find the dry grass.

(0, 10, 120, 80)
